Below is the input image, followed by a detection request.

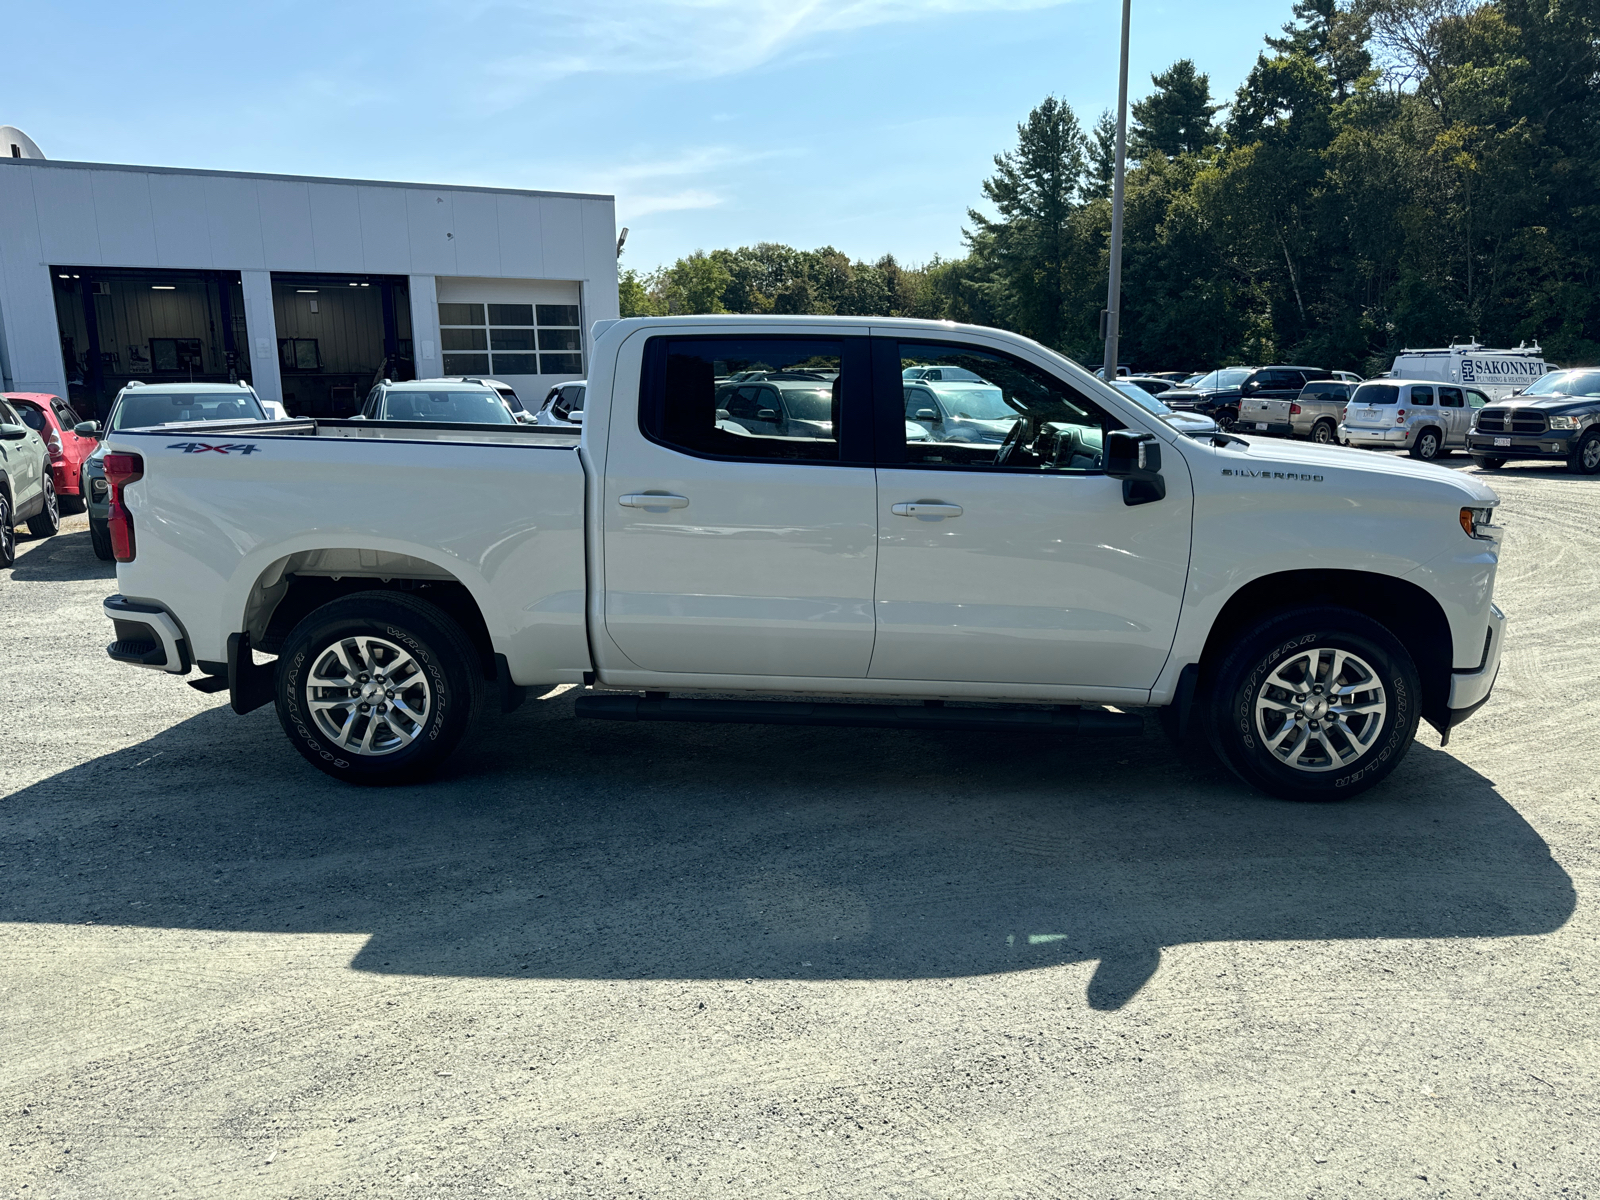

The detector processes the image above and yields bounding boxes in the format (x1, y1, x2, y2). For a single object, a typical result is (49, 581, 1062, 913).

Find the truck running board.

(574, 694, 1144, 736)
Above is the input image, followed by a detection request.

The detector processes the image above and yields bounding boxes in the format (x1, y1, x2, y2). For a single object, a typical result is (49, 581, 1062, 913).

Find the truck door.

(867, 335, 1192, 690)
(600, 333, 878, 678)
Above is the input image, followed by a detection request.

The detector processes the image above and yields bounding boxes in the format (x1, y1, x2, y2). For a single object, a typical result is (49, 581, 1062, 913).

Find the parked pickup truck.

(97, 316, 1507, 801)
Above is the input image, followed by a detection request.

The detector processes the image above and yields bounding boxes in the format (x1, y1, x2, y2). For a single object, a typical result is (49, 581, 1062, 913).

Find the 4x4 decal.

(166, 442, 262, 455)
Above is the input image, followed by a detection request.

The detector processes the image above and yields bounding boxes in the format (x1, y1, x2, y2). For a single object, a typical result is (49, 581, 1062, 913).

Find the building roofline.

(0, 156, 613, 203)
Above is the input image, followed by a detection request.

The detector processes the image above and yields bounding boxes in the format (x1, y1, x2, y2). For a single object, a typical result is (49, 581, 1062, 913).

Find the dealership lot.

(2, 464, 1596, 1198)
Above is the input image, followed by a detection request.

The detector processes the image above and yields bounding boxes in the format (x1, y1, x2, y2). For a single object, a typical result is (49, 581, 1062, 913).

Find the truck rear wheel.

(274, 590, 486, 785)
(1204, 607, 1420, 801)
(1311, 420, 1337, 444)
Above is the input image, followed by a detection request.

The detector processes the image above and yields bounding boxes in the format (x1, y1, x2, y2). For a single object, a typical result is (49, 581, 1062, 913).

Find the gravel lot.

(2, 462, 1595, 1198)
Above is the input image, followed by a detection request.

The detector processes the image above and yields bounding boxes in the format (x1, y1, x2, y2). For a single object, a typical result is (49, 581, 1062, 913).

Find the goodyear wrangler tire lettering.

(272, 590, 486, 785)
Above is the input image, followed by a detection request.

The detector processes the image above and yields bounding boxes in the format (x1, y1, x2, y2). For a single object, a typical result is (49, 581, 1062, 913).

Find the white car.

(536, 380, 585, 427)
(95, 315, 1506, 802)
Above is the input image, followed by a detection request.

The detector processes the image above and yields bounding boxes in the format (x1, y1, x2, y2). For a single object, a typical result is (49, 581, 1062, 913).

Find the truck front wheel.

(274, 590, 486, 785)
(1205, 607, 1421, 801)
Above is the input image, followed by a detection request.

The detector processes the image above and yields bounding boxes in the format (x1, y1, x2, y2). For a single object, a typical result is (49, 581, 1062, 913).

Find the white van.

(1388, 343, 1552, 401)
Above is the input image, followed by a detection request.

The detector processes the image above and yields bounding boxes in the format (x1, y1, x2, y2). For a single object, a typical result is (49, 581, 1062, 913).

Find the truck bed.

(125, 417, 583, 447)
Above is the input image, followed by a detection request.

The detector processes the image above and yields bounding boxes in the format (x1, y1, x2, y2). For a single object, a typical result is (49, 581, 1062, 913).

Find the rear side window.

(1439, 386, 1465, 408)
(1409, 385, 1436, 405)
(13, 402, 47, 432)
(641, 337, 857, 462)
(1351, 383, 1399, 406)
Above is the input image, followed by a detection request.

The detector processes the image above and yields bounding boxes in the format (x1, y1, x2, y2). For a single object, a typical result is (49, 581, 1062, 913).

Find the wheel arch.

(242, 548, 497, 681)
(1198, 569, 1454, 735)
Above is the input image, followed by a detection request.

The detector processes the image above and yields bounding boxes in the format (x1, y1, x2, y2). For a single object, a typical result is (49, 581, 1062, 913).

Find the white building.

(0, 151, 618, 418)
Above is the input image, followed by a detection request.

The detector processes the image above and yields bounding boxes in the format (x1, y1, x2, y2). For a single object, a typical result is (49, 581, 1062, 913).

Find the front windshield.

(1190, 367, 1252, 389)
(111, 391, 267, 430)
(776, 386, 834, 422)
(380, 390, 515, 424)
(1523, 369, 1600, 398)
(1114, 381, 1175, 415)
(930, 384, 1015, 421)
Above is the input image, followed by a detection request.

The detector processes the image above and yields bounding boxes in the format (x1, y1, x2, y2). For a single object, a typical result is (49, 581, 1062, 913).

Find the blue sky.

(6, 1, 1297, 272)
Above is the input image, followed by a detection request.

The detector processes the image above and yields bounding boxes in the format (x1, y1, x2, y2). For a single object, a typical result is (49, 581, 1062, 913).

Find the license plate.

(1494, 437, 1511, 447)
(1255, 422, 1268, 430)
(1360, 409, 1376, 419)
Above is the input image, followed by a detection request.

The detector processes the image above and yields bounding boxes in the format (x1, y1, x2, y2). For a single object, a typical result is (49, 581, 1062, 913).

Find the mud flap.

(228, 632, 275, 715)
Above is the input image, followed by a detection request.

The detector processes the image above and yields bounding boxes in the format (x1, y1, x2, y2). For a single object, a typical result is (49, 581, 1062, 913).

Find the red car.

(4, 393, 96, 514)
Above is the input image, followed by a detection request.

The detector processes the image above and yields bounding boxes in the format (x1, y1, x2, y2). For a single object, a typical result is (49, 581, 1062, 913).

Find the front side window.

(1467, 390, 1489, 408)
(378, 389, 516, 425)
(890, 341, 1114, 473)
(111, 391, 267, 429)
(641, 337, 848, 462)
(439, 301, 584, 376)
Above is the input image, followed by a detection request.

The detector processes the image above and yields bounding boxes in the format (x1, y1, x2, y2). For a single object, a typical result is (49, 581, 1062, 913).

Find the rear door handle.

(619, 493, 689, 511)
(891, 502, 963, 519)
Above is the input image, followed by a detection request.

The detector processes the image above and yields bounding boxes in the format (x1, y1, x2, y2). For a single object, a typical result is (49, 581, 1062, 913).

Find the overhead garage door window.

(439, 302, 583, 376)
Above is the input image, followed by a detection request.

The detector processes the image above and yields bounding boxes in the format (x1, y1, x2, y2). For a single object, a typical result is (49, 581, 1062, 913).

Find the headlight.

(1460, 506, 1501, 540)
(1548, 415, 1582, 430)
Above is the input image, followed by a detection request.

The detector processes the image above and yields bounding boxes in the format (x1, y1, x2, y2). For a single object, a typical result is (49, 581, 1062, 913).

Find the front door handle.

(619, 493, 689, 511)
(891, 502, 963, 520)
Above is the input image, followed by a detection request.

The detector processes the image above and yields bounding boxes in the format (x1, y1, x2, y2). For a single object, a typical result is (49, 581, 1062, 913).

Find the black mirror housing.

(74, 420, 101, 438)
(1105, 430, 1166, 506)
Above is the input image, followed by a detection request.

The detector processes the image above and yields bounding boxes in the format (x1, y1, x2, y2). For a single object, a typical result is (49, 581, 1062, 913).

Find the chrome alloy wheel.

(1584, 436, 1600, 471)
(304, 635, 432, 756)
(1254, 646, 1388, 773)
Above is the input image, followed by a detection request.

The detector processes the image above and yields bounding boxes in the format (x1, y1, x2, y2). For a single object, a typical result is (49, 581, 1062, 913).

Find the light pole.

(1102, 0, 1132, 381)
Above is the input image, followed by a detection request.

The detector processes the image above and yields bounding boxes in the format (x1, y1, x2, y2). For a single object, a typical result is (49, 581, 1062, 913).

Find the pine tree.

(1085, 109, 1118, 201)
(1130, 60, 1220, 158)
(966, 96, 1088, 348)
(1266, 0, 1373, 100)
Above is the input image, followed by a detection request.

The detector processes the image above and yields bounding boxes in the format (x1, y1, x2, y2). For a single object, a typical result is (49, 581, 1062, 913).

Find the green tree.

(966, 95, 1089, 348)
(1266, 0, 1374, 100)
(1130, 60, 1221, 158)
(617, 267, 665, 318)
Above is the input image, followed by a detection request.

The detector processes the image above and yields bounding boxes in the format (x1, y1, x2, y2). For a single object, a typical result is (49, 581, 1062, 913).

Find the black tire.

(1215, 408, 1237, 431)
(89, 517, 114, 561)
(1472, 455, 1506, 470)
(27, 475, 60, 538)
(1568, 430, 1600, 476)
(274, 590, 486, 785)
(1408, 427, 1443, 460)
(1311, 420, 1337, 445)
(0, 492, 14, 569)
(1204, 606, 1421, 801)
(58, 491, 85, 515)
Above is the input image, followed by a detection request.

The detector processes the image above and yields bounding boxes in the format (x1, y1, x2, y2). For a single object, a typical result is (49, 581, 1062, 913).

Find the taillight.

(103, 453, 144, 563)
(1289, 403, 1301, 415)
(1396, 409, 1406, 424)
(47, 433, 63, 457)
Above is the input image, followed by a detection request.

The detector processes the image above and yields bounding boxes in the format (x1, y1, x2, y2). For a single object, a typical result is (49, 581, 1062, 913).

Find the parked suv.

(535, 380, 586, 427)
(434, 376, 533, 422)
(79, 381, 276, 561)
(357, 380, 523, 425)
(1467, 368, 1600, 474)
(5, 392, 95, 513)
(1288, 380, 1356, 444)
(1163, 366, 1326, 430)
(0, 395, 61, 567)
(1340, 379, 1489, 460)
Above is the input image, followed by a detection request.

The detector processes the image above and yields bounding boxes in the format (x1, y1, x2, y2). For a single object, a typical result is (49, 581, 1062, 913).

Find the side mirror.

(74, 420, 101, 438)
(1104, 430, 1166, 506)
(756, 408, 779, 422)
(0, 423, 28, 442)
(567, 411, 584, 424)
(915, 408, 939, 421)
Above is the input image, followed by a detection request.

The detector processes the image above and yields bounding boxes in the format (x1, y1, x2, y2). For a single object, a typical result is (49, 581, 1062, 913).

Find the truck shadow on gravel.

(1, 691, 1575, 1010)
(7, 527, 117, 583)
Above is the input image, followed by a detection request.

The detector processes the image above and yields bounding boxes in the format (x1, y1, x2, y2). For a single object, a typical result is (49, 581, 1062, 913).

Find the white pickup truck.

(97, 316, 1507, 801)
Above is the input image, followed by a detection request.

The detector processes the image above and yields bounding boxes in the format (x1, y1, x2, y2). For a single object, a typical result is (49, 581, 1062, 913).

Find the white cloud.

(620, 188, 725, 218)
(474, 0, 1074, 92)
